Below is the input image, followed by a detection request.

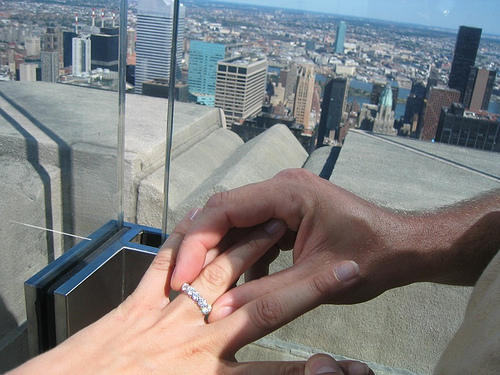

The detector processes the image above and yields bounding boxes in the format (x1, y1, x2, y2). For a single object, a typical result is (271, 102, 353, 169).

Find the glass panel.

(0, 1, 123, 354)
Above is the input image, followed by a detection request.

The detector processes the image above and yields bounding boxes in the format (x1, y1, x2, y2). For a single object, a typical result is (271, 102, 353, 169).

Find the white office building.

(72, 35, 91, 76)
(215, 56, 267, 126)
(135, 0, 186, 94)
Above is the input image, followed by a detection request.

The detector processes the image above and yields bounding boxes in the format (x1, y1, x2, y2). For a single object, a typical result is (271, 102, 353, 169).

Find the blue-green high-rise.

(334, 21, 346, 54)
(188, 41, 226, 106)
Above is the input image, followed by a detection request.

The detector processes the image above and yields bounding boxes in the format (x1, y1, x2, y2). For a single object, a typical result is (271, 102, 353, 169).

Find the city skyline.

(211, 0, 500, 36)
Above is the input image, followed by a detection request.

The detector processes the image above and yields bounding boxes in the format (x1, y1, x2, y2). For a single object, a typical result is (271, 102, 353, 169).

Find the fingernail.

(170, 268, 177, 283)
(216, 305, 235, 320)
(189, 207, 202, 221)
(314, 367, 337, 375)
(310, 357, 337, 374)
(334, 261, 360, 283)
(347, 362, 370, 375)
(264, 219, 284, 235)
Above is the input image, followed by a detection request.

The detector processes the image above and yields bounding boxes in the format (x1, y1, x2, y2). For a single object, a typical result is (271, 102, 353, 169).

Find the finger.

(130, 208, 200, 310)
(203, 227, 270, 269)
(305, 354, 344, 375)
(212, 260, 360, 321)
(338, 360, 374, 375)
(173, 219, 287, 320)
(219, 262, 360, 354)
(171, 172, 310, 290)
(228, 360, 305, 375)
(244, 245, 280, 282)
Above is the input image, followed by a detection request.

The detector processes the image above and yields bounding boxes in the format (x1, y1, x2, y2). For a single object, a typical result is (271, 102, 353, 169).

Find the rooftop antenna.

(92, 8, 96, 27)
(101, 9, 105, 28)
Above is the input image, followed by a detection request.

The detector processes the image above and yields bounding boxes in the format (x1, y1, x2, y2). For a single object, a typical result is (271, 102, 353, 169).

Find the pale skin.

(171, 168, 500, 321)
(9, 205, 373, 375)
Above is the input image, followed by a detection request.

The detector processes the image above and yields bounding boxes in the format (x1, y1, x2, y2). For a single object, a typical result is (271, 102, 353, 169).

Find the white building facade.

(135, 0, 185, 94)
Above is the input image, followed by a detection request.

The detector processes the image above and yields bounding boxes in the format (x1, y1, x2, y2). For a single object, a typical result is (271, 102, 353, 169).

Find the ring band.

(181, 283, 212, 316)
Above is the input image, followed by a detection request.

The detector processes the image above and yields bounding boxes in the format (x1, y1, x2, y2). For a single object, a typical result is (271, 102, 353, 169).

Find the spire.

(379, 84, 393, 108)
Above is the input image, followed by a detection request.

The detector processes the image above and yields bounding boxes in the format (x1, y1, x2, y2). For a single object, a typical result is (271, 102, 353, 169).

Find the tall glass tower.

(316, 77, 348, 146)
(135, 0, 185, 94)
(334, 21, 346, 54)
(188, 41, 226, 106)
(448, 26, 482, 101)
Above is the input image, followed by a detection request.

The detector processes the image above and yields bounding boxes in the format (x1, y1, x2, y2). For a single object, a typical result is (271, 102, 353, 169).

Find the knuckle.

(150, 248, 174, 272)
(245, 237, 265, 255)
(250, 295, 287, 331)
(279, 362, 305, 375)
(200, 261, 230, 289)
(309, 271, 334, 298)
(205, 190, 232, 209)
(275, 168, 313, 183)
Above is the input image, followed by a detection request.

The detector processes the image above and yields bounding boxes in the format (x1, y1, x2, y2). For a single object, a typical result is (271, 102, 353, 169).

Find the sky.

(213, 0, 500, 36)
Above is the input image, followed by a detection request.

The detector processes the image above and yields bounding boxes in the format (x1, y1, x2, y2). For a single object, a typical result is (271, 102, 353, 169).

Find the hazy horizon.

(211, 0, 500, 36)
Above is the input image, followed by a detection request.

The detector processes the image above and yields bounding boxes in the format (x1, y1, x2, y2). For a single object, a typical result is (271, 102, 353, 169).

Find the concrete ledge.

(170, 124, 309, 229)
(137, 127, 243, 228)
(138, 124, 309, 231)
(237, 337, 419, 375)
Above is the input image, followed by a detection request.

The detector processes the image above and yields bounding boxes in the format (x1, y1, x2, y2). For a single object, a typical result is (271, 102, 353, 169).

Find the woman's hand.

(10, 207, 367, 374)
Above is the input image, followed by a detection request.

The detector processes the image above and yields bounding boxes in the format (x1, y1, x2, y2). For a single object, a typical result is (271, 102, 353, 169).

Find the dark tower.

(316, 77, 348, 147)
(63, 31, 77, 68)
(448, 26, 482, 101)
(404, 80, 426, 137)
(91, 27, 119, 72)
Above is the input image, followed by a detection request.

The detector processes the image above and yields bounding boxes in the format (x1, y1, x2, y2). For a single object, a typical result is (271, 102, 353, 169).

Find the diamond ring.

(181, 283, 212, 316)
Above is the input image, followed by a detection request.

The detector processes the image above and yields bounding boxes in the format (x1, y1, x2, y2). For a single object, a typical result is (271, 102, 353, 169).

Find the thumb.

(305, 354, 344, 375)
(231, 360, 305, 374)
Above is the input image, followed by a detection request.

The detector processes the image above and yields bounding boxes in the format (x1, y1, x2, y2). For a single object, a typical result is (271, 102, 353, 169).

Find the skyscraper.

(215, 56, 267, 126)
(72, 35, 91, 75)
(135, 0, 186, 94)
(334, 21, 346, 54)
(62, 31, 77, 68)
(420, 86, 461, 141)
(19, 63, 38, 82)
(436, 103, 499, 152)
(41, 27, 61, 82)
(41, 51, 60, 82)
(316, 77, 348, 147)
(91, 27, 119, 72)
(279, 63, 298, 102)
(403, 80, 426, 136)
(448, 26, 482, 101)
(25, 37, 41, 57)
(293, 64, 315, 127)
(370, 82, 398, 111)
(373, 85, 396, 135)
(188, 41, 226, 106)
(463, 67, 496, 111)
